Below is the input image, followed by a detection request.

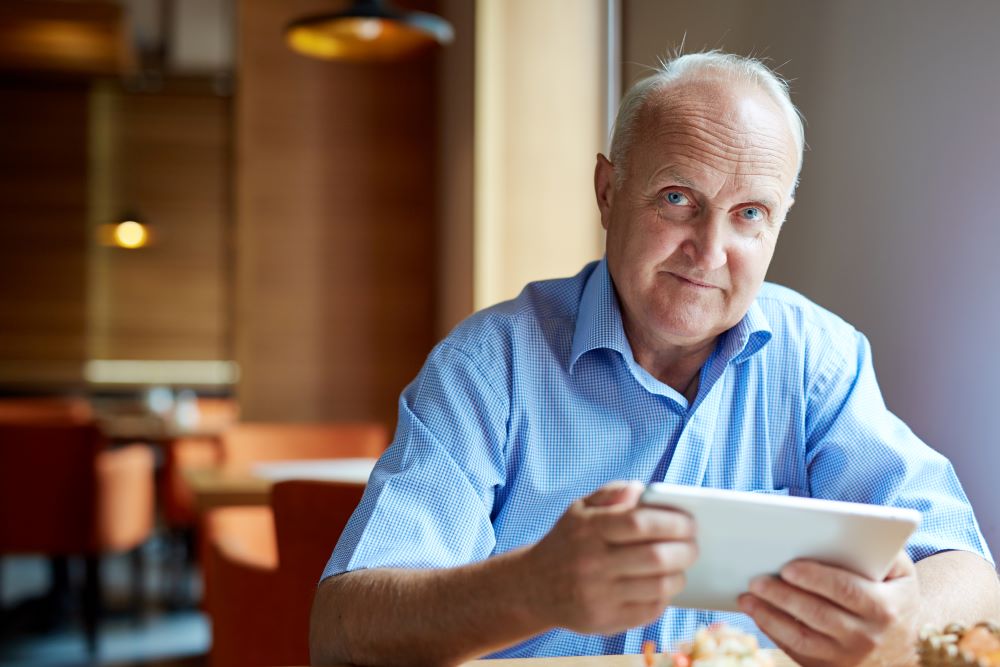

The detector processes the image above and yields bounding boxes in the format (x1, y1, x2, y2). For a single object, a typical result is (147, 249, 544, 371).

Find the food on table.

(644, 625, 774, 667)
(644, 639, 658, 667)
(919, 622, 1000, 667)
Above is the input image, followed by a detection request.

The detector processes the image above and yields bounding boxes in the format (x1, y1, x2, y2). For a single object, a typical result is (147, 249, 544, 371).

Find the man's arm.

(914, 550, 1000, 628)
(740, 549, 1000, 667)
(310, 549, 538, 667)
(309, 482, 698, 666)
(769, 325, 999, 665)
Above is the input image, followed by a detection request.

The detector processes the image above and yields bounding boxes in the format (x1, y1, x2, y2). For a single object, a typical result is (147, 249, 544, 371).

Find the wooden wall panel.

(473, 0, 606, 309)
(0, 82, 89, 386)
(434, 0, 475, 338)
(88, 84, 231, 362)
(236, 0, 438, 426)
(0, 1, 132, 78)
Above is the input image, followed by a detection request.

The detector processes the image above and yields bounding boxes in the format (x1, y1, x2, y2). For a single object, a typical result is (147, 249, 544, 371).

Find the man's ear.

(594, 153, 615, 230)
(778, 196, 795, 227)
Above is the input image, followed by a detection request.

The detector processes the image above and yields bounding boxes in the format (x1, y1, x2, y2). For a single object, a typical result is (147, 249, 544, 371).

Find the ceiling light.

(285, 0, 453, 62)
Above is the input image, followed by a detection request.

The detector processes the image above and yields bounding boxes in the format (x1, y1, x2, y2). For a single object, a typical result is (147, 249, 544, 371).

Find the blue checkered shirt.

(323, 258, 991, 657)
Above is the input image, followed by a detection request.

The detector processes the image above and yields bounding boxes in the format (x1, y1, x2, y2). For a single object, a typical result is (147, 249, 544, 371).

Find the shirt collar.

(718, 298, 773, 365)
(569, 258, 773, 373)
(569, 259, 630, 373)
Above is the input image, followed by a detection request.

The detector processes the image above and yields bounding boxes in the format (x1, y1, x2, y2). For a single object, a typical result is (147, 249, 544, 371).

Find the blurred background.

(0, 0, 998, 665)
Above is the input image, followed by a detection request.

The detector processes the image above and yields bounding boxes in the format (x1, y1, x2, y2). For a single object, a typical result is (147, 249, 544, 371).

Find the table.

(317, 650, 797, 667)
(92, 395, 238, 444)
(466, 652, 797, 666)
(183, 457, 377, 510)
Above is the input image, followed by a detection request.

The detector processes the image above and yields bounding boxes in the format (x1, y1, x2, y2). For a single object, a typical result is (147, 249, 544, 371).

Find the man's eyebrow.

(650, 168, 697, 189)
(751, 195, 780, 211)
(666, 170, 697, 188)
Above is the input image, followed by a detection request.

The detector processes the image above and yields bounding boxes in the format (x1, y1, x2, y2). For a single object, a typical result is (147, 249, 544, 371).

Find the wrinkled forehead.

(630, 78, 800, 195)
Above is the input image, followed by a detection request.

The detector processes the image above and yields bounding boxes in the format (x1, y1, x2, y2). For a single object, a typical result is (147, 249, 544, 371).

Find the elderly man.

(310, 52, 1000, 666)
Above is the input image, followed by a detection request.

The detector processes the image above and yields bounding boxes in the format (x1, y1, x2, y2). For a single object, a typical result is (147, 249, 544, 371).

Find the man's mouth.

(669, 272, 716, 289)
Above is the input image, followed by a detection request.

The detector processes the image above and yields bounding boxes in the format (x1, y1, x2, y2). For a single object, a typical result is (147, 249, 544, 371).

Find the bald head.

(610, 52, 805, 195)
(626, 77, 800, 208)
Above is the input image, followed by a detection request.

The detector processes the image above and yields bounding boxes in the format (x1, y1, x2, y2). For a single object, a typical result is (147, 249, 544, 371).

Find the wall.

(473, 0, 607, 309)
(0, 3, 233, 391)
(88, 81, 231, 363)
(434, 0, 475, 338)
(623, 0, 1000, 554)
(0, 78, 232, 390)
(0, 82, 89, 386)
(235, 0, 438, 426)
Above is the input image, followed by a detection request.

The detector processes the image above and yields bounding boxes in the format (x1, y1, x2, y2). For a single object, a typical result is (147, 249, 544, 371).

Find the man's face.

(596, 78, 800, 352)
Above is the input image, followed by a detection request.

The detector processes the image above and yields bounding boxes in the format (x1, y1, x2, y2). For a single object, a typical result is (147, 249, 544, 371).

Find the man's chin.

(649, 314, 722, 347)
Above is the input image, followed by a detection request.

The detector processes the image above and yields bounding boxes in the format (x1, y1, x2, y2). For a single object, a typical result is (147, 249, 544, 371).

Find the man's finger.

(614, 572, 688, 604)
(582, 480, 644, 508)
(594, 506, 695, 544)
(606, 539, 699, 577)
(747, 573, 862, 639)
(739, 593, 842, 664)
(778, 560, 883, 619)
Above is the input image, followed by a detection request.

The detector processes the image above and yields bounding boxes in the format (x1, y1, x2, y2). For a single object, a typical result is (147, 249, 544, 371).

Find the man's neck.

(625, 325, 718, 399)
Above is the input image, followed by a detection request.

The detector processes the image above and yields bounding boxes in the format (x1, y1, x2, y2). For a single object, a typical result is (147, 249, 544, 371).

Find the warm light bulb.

(355, 18, 383, 41)
(114, 220, 148, 249)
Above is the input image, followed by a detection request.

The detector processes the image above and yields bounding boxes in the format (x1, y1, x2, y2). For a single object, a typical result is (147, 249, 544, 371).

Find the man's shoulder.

(755, 282, 858, 343)
(443, 261, 598, 353)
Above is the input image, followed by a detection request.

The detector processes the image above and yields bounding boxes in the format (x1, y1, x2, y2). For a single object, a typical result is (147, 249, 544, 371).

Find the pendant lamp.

(285, 0, 453, 62)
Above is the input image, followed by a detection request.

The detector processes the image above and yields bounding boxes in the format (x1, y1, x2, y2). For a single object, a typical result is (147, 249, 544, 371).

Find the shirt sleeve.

(322, 340, 510, 579)
(804, 328, 993, 564)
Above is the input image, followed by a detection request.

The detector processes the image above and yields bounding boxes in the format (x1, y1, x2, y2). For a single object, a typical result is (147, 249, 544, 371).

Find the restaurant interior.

(1, 1, 999, 666)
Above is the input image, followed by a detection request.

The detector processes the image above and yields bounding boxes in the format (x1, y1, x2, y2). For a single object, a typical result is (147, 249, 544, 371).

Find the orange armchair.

(171, 422, 386, 530)
(196, 422, 386, 612)
(0, 420, 155, 655)
(220, 421, 388, 467)
(160, 397, 238, 530)
(205, 480, 365, 667)
(158, 399, 236, 606)
(162, 435, 223, 529)
(160, 397, 238, 528)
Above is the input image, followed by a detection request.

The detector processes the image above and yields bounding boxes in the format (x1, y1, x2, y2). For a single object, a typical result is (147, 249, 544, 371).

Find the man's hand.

(738, 550, 920, 667)
(522, 481, 699, 635)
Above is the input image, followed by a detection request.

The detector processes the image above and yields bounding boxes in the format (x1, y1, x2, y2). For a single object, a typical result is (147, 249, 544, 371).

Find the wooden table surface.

(471, 652, 795, 666)
(313, 650, 797, 667)
(183, 466, 273, 510)
(183, 458, 376, 510)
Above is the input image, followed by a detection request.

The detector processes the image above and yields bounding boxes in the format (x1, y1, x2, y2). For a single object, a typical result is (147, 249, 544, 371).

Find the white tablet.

(639, 483, 921, 612)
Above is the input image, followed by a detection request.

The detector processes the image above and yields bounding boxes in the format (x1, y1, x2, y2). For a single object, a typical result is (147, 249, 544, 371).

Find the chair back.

(0, 396, 93, 424)
(207, 479, 365, 667)
(194, 397, 239, 432)
(273, 480, 365, 665)
(0, 420, 102, 553)
(221, 422, 387, 468)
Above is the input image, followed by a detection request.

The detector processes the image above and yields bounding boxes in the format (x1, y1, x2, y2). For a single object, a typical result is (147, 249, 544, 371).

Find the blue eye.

(664, 191, 689, 206)
(740, 207, 764, 221)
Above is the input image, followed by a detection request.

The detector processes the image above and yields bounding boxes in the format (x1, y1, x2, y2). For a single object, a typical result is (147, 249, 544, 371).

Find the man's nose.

(681, 212, 728, 271)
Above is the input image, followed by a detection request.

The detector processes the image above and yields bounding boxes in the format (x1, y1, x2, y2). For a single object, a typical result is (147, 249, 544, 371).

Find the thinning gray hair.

(609, 51, 805, 193)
